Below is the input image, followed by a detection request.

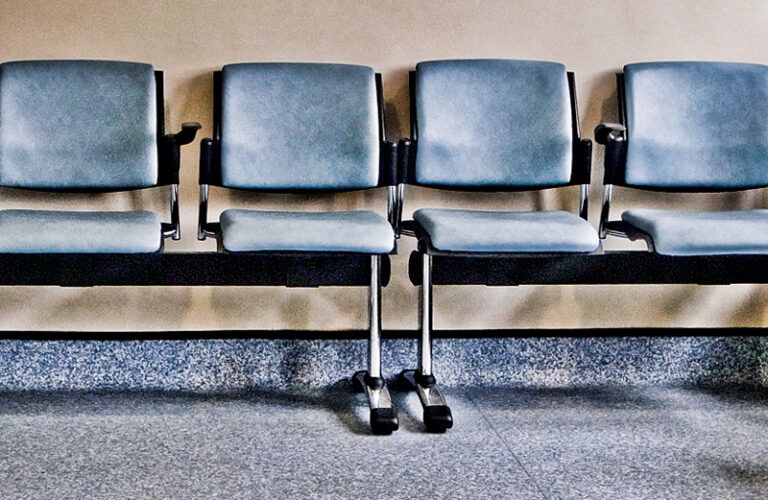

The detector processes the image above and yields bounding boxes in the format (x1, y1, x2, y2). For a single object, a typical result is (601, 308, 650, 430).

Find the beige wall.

(0, 0, 767, 331)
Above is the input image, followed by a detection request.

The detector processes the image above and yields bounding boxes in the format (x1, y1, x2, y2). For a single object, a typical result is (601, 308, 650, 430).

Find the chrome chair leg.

(352, 255, 399, 435)
(399, 253, 453, 433)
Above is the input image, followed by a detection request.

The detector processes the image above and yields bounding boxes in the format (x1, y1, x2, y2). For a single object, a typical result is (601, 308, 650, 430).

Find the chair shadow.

(0, 381, 410, 437)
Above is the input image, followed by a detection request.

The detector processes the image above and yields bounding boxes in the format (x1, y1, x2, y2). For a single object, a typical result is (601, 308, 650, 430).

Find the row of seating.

(1, 58, 767, 434)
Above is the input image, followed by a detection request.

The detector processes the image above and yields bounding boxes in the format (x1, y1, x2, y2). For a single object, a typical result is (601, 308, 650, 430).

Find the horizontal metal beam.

(409, 251, 768, 286)
(0, 252, 391, 288)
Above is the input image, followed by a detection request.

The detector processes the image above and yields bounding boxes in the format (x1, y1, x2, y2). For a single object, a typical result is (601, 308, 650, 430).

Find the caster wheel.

(351, 371, 366, 393)
(424, 405, 453, 433)
(370, 407, 399, 435)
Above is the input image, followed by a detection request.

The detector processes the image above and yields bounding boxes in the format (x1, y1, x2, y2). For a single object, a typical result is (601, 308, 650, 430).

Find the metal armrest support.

(159, 122, 201, 240)
(395, 138, 414, 237)
(594, 123, 627, 237)
(197, 138, 221, 241)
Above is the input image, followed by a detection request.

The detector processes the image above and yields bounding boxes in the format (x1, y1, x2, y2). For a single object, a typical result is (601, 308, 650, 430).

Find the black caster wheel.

(351, 370, 366, 393)
(424, 405, 453, 433)
(370, 407, 399, 435)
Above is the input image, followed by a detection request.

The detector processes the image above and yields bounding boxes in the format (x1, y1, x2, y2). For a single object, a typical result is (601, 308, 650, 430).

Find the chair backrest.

(219, 63, 381, 191)
(412, 59, 574, 189)
(0, 60, 159, 190)
(622, 61, 768, 190)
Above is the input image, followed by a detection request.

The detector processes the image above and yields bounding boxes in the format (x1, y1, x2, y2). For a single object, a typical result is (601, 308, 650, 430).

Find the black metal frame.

(0, 252, 391, 287)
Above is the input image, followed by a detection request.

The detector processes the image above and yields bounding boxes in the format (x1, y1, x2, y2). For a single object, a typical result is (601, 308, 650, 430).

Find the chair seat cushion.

(0, 210, 161, 253)
(622, 209, 768, 256)
(219, 209, 394, 253)
(413, 209, 600, 253)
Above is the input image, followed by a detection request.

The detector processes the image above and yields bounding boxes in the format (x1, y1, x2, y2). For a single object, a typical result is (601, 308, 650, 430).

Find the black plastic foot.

(399, 368, 453, 433)
(371, 407, 399, 435)
(424, 405, 453, 433)
(352, 370, 399, 435)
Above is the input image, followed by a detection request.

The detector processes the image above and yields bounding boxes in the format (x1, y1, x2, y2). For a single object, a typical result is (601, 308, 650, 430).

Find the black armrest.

(379, 140, 398, 187)
(199, 138, 221, 185)
(594, 123, 627, 185)
(397, 138, 413, 184)
(173, 122, 202, 145)
(158, 122, 202, 185)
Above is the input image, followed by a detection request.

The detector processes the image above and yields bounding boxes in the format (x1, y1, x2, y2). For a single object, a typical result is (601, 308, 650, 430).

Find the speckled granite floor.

(1, 384, 768, 499)
(0, 335, 766, 390)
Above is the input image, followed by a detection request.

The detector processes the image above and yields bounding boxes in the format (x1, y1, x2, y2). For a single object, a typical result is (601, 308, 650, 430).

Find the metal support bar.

(162, 184, 181, 240)
(198, 184, 216, 240)
(419, 253, 433, 377)
(386, 185, 398, 237)
(396, 183, 405, 237)
(599, 184, 613, 238)
(368, 255, 382, 379)
(355, 257, 399, 434)
(579, 183, 589, 221)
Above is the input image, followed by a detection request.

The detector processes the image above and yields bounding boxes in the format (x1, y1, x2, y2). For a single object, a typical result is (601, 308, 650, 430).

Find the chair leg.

(399, 253, 453, 433)
(352, 255, 399, 435)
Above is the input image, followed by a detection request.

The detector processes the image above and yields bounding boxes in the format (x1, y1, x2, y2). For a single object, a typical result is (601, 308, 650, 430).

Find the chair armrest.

(594, 123, 627, 185)
(172, 122, 203, 146)
(397, 138, 413, 184)
(198, 138, 221, 185)
(158, 122, 202, 185)
(379, 140, 398, 187)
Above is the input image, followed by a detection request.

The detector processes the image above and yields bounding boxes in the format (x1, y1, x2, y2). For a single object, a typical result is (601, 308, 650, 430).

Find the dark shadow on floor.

(0, 382, 383, 436)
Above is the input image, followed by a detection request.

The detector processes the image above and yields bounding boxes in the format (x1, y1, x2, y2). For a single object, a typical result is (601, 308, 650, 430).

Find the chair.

(399, 59, 598, 432)
(0, 60, 198, 258)
(197, 63, 399, 434)
(597, 61, 768, 258)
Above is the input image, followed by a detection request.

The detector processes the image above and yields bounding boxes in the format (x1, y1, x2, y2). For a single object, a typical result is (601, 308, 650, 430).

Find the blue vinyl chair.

(597, 61, 768, 255)
(399, 59, 598, 431)
(197, 63, 399, 434)
(0, 60, 199, 254)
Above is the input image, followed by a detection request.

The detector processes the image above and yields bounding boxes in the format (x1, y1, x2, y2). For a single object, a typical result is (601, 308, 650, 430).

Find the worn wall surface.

(0, 0, 767, 331)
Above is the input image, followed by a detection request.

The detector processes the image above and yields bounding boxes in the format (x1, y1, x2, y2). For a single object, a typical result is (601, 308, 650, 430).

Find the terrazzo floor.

(1, 384, 768, 499)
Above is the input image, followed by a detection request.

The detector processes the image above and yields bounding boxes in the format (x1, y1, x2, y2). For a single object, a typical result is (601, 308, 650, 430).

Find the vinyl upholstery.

(0, 209, 161, 253)
(413, 59, 573, 188)
(622, 209, 768, 255)
(623, 62, 768, 190)
(413, 209, 599, 253)
(220, 63, 380, 191)
(0, 60, 159, 190)
(219, 209, 394, 253)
